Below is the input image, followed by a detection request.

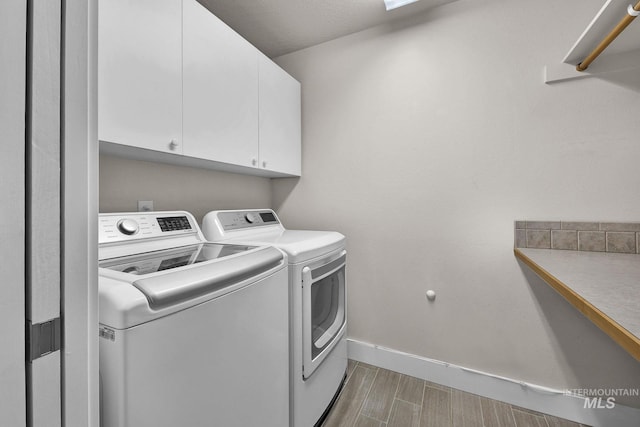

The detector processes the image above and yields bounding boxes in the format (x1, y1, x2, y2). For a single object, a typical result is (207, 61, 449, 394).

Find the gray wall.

(272, 0, 640, 406)
(99, 154, 271, 222)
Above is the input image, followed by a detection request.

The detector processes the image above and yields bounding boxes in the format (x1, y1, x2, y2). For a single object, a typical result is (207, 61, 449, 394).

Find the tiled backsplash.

(515, 221, 640, 254)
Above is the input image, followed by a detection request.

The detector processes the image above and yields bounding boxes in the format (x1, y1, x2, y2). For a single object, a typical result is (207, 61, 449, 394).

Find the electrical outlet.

(137, 200, 154, 212)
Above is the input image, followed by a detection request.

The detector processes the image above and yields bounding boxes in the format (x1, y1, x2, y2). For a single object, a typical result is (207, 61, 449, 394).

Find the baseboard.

(347, 339, 640, 427)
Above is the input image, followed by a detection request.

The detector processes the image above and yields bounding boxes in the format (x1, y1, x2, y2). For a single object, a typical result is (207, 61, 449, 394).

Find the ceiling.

(197, 0, 459, 58)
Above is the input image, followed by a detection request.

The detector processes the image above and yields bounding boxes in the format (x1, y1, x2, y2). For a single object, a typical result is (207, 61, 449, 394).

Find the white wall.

(272, 0, 640, 407)
(99, 154, 272, 222)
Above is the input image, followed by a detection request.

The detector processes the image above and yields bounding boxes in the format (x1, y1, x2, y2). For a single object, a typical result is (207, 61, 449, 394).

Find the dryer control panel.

(217, 210, 280, 231)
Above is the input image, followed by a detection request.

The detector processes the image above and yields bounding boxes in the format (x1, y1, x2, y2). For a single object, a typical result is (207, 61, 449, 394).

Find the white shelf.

(545, 0, 640, 84)
(563, 0, 640, 64)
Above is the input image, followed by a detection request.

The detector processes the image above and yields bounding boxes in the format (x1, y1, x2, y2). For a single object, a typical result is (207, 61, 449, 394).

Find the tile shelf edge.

(514, 248, 640, 362)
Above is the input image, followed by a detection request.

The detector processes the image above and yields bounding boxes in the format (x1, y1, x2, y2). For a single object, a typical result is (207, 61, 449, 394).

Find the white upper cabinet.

(98, 0, 183, 155)
(259, 55, 301, 176)
(98, 0, 301, 177)
(182, 0, 259, 168)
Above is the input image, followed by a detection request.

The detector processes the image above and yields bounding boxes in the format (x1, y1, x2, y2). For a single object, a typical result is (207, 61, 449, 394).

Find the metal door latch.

(26, 317, 61, 362)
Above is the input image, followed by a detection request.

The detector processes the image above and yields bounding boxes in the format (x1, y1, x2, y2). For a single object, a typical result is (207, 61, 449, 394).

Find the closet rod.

(577, 1, 640, 71)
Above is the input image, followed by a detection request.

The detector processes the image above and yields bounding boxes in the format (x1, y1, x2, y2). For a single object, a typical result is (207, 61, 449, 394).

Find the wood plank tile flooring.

(321, 361, 590, 427)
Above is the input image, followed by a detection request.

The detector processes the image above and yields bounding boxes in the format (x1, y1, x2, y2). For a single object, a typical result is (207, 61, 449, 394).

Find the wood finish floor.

(321, 360, 590, 427)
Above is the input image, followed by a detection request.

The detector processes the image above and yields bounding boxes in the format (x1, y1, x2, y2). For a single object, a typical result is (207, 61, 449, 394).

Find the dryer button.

(245, 213, 258, 224)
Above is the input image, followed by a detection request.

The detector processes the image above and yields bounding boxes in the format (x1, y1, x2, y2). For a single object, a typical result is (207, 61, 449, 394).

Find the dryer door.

(302, 250, 346, 379)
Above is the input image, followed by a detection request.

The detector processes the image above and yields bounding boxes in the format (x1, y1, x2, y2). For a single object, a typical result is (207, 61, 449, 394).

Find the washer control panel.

(156, 216, 192, 232)
(217, 210, 280, 231)
(99, 212, 196, 244)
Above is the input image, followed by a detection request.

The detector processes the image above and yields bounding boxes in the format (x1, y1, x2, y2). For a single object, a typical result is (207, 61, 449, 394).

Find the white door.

(98, 0, 183, 154)
(183, 0, 259, 168)
(259, 55, 302, 176)
(62, 0, 100, 425)
(27, 0, 63, 425)
(0, 0, 27, 425)
(2, 1, 97, 426)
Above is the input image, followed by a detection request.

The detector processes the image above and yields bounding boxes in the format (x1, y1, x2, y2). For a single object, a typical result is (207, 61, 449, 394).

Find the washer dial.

(117, 219, 139, 235)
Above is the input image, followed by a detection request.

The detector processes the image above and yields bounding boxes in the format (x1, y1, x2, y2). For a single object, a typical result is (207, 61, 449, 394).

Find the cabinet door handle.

(262, 160, 267, 168)
(169, 140, 179, 151)
(251, 158, 257, 166)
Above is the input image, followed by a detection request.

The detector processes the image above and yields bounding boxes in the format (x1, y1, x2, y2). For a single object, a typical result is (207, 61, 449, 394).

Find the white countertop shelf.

(515, 248, 640, 361)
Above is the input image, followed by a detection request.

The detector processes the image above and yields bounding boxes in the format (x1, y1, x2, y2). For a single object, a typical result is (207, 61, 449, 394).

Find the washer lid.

(100, 245, 284, 309)
(99, 243, 253, 275)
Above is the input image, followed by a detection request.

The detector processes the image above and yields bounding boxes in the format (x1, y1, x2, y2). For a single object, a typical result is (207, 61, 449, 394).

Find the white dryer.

(202, 209, 347, 427)
(98, 211, 289, 427)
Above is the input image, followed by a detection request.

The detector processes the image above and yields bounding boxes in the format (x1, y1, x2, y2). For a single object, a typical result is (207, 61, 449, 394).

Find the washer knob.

(245, 213, 258, 224)
(117, 219, 139, 235)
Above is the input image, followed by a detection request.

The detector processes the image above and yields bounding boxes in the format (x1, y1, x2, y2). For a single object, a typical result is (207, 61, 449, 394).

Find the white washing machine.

(202, 209, 347, 427)
(98, 211, 290, 427)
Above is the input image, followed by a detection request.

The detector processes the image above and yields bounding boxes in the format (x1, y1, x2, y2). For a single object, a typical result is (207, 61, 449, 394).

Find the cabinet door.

(98, 0, 183, 154)
(183, 0, 259, 168)
(259, 55, 301, 176)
